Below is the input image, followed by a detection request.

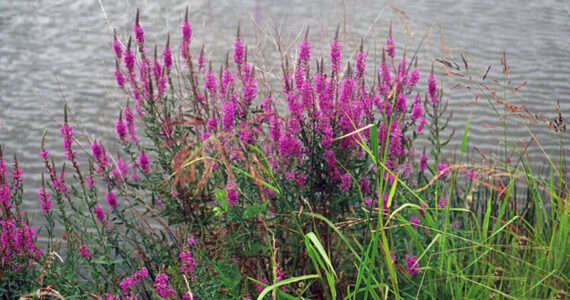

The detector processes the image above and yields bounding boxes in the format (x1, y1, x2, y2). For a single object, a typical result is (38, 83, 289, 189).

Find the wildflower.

(181, 13, 192, 44)
(256, 278, 268, 292)
(138, 151, 150, 174)
(111, 158, 130, 183)
(355, 50, 367, 79)
(279, 132, 302, 159)
(114, 68, 125, 86)
(360, 177, 370, 194)
(86, 176, 93, 187)
(78, 243, 92, 260)
(94, 204, 106, 224)
(427, 72, 438, 104)
(411, 101, 423, 121)
(124, 105, 138, 142)
(385, 35, 395, 59)
(120, 267, 148, 296)
(419, 153, 429, 171)
(408, 69, 420, 88)
(123, 40, 136, 73)
(162, 42, 173, 69)
(53, 172, 68, 194)
(197, 45, 206, 68)
(12, 160, 23, 187)
(154, 273, 176, 299)
(418, 202, 428, 217)
(330, 38, 342, 74)
(299, 39, 311, 64)
(415, 117, 427, 133)
(40, 149, 49, 159)
(437, 162, 450, 179)
(132, 12, 145, 48)
(179, 10, 192, 60)
(233, 38, 245, 65)
(180, 248, 196, 279)
(222, 97, 236, 131)
(111, 35, 123, 59)
(60, 123, 75, 161)
(204, 68, 217, 94)
(340, 173, 351, 192)
(0, 218, 43, 272)
(105, 190, 117, 209)
(91, 140, 109, 171)
(115, 112, 128, 142)
(410, 215, 420, 230)
(225, 180, 239, 205)
(405, 254, 420, 276)
(39, 188, 51, 213)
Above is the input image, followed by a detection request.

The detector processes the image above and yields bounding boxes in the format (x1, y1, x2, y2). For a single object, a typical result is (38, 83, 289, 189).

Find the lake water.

(0, 0, 568, 224)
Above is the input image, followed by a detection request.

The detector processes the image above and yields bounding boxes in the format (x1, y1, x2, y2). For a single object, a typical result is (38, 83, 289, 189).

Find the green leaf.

(215, 189, 228, 212)
(252, 274, 319, 300)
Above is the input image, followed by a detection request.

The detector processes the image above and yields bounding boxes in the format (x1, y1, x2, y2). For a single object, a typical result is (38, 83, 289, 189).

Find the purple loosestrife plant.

(405, 254, 420, 276)
(154, 273, 176, 299)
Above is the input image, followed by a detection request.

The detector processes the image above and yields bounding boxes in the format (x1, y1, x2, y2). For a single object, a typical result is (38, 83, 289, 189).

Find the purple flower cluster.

(39, 188, 51, 213)
(60, 123, 76, 161)
(405, 254, 420, 276)
(138, 151, 150, 174)
(180, 247, 196, 279)
(105, 190, 117, 209)
(1, 217, 43, 273)
(120, 267, 148, 296)
(95, 204, 106, 224)
(78, 243, 92, 260)
(91, 140, 110, 172)
(225, 180, 239, 205)
(153, 273, 176, 299)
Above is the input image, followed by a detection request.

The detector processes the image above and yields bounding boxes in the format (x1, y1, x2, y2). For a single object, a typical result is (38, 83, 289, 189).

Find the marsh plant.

(0, 7, 568, 300)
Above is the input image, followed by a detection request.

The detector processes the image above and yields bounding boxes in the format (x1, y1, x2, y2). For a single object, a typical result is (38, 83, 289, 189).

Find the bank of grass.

(0, 7, 568, 300)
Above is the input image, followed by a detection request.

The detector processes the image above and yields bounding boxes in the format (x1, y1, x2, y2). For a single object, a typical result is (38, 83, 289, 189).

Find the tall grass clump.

(0, 7, 568, 299)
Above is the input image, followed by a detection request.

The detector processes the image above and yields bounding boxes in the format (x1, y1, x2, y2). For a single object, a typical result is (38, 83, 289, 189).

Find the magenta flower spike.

(111, 29, 123, 59)
(132, 9, 145, 49)
(355, 39, 367, 80)
(60, 123, 76, 162)
(154, 273, 176, 299)
(91, 140, 109, 172)
(138, 150, 150, 174)
(225, 180, 239, 205)
(94, 204, 106, 224)
(330, 26, 342, 74)
(386, 22, 395, 59)
(204, 66, 217, 94)
(123, 37, 136, 74)
(428, 66, 439, 104)
(115, 111, 128, 142)
(39, 188, 51, 213)
(180, 247, 197, 279)
(162, 34, 173, 69)
(123, 104, 138, 142)
(197, 44, 206, 68)
(180, 7, 192, 61)
(299, 26, 311, 64)
(105, 190, 117, 209)
(405, 254, 420, 276)
(233, 24, 245, 65)
(419, 153, 429, 171)
(181, 7, 192, 44)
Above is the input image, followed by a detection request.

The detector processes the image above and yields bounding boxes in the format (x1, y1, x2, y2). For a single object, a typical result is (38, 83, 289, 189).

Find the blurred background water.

(0, 0, 568, 227)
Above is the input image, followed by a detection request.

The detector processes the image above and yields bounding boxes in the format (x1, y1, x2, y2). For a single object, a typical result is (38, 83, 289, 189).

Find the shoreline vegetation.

(1, 7, 568, 300)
